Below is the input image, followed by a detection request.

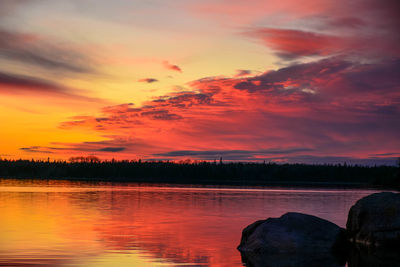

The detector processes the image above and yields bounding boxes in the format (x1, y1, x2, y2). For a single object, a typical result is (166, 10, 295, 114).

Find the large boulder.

(346, 192, 400, 249)
(238, 212, 347, 267)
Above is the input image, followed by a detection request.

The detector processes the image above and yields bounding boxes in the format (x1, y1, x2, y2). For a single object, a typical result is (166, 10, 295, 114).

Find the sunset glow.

(1, 0, 399, 164)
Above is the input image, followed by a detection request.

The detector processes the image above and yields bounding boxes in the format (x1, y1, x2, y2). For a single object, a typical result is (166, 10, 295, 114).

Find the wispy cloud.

(60, 91, 215, 130)
(163, 61, 182, 72)
(192, 0, 400, 61)
(245, 28, 345, 60)
(0, 28, 96, 75)
(0, 71, 105, 103)
(19, 146, 54, 154)
(327, 17, 365, 29)
(234, 69, 252, 77)
(98, 147, 126, 152)
(20, 142, 130, 155)
(138, 78, 159, 83)
(155, 147, 313, 160)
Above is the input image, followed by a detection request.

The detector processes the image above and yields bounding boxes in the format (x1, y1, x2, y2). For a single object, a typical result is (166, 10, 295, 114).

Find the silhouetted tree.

(397, 157, 400, 183)
(0, 158, 397, 188)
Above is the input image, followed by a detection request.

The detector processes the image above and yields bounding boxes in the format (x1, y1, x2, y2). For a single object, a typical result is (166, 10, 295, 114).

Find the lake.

(0, 179, 382, 266)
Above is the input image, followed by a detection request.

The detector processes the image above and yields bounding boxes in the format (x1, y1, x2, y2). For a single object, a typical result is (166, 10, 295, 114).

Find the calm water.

(0, 179, 382, 267)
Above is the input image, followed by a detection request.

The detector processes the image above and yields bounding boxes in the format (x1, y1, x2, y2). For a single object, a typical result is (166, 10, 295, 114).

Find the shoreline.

(1, 160, 398, 190)
(1, 175, 398, 191)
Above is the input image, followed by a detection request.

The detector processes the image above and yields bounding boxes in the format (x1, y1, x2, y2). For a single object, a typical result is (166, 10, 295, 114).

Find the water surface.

(0, 179, 382, 266)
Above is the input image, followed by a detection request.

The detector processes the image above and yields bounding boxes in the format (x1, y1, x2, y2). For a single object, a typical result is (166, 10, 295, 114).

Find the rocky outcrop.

(238, 192, 400, 266)
(238, 212, 347, 267)
(346, 192, 400, 249)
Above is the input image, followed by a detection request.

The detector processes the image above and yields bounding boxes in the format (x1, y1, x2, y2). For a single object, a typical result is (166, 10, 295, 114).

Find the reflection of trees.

(0, 159, 398, 187)
(1, 178, 381, 267)
(75, 188, 371, 267)
(77, 189, 247, 266)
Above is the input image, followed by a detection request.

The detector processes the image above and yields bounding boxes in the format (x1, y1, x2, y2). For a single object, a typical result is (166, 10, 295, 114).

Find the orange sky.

(0, 0, 399, 164)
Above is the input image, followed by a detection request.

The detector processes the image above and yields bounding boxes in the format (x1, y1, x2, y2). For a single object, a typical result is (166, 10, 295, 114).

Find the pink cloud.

(327, 17, 365, 29)
(245, 26, 399, 61)
(163, 61, 182, 72)
(245, 28, 346, 59)
(188, 0, 332, 24)
(190, 0, 400, 62)
(53, 57, 400, 162)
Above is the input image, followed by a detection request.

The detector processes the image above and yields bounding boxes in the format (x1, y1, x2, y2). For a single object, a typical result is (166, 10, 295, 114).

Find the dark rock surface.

(347, 246, 400, 267)
(238, 212, 347, 267)
(240, 251, 346, 267)
(346, 192, 400, 249)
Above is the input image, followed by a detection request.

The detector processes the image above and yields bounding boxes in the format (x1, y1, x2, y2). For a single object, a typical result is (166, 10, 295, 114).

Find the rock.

(346, 192, 400, 249)
(238, 212, 347, 267)
(238, 212, 346, 253)
(347, 246, 400, 267)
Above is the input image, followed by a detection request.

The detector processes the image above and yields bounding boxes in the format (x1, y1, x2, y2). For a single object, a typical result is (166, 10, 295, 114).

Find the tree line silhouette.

(0, 157, 399, 188)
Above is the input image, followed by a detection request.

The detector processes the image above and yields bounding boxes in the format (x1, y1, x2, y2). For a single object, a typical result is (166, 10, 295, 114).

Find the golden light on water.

(0, 179, 380, 266)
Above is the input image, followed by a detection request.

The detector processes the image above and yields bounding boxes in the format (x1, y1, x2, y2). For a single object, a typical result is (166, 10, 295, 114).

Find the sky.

(0, 0, 399, 164)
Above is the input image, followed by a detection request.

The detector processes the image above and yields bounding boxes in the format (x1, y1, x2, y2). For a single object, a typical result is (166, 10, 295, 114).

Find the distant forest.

(0, 157, 399, 188)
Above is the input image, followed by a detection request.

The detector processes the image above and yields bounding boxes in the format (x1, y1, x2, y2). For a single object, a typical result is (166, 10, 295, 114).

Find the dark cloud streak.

(138, 78, 159, 83)
(98, 147, 126, 152)
(0, 71, 105, 102)
(0, 28, 95, 75)
(155, 147, 313, 158)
